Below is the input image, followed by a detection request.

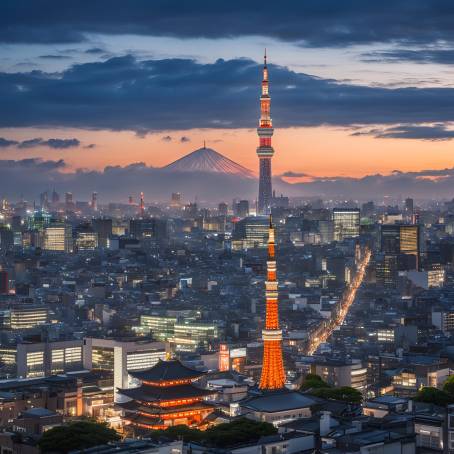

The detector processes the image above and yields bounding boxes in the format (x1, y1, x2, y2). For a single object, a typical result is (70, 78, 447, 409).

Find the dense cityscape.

(4, 2, 454, 453)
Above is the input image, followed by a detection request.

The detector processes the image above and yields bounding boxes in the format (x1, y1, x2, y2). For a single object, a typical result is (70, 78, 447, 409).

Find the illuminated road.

(307, 247, 371, 355)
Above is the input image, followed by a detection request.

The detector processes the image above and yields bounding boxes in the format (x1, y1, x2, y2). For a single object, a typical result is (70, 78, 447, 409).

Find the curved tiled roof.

(128, 359, 206, 382)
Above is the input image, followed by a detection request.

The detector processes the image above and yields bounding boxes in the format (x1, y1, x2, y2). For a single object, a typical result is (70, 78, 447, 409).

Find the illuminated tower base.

(260, 335, 285, 390)
(259, 218, 285, 390)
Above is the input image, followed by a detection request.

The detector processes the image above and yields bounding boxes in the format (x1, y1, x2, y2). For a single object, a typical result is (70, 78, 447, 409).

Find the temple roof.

(128, 359, 206, 382)
(117, 383, 214, 402)
(241, 389, 315, 413)
(118, 400, 214, 415)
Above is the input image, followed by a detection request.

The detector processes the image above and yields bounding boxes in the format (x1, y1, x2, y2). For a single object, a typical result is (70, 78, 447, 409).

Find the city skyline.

(3, 2, 454, 201)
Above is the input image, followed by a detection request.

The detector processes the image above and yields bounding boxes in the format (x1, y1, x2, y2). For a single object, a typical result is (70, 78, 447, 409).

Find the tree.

(300, 374, 331, 391)
(147, 418, 277, 448)
(310, 386, 362, 404)
(415, 387, 453, 407)
(443, 376, 454, 396)
(38, 421, 120, 453)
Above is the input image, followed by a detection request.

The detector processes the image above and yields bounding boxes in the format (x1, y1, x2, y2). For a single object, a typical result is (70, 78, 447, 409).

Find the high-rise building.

(51, 189, 59, 205)
(171, 192, 182, 208)
(75, 225, 98, 251)
(218, 202, 228, 217)
(259, 218, 285, 390)
(83, 338, 167, 401)
(0, 270, 8, 294)
(234, 200, 250, 218)
(129, 218, 168, 242)
(92, 218, 112, 248)
(381, 224, 420, 270)
(405, 198, 414, 216)
(333, 208, 360, 241)
(257, 51, 274, 215)
(139, 192, 145, 217)
(44, 223, 73, 253)
(91, 192, 98, 211)
(64, 192, 74, 211)
(232, 216, 269, 250)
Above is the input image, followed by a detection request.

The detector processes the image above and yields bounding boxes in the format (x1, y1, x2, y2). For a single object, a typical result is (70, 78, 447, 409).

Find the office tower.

(44, 223, 73, 252)
(405, 198, 414, 216)
(0, 226, 14, 253)
(65, 192, 74, 211)
(75, 225, 98, 251)
(232, 216, 269, 250)
(139, 192, 145, 216)
(171, 192, 182, 208)
(8, 305, 48, 330)
(92, 218, 112, 248)
(381, 224, 420, 270)
(128, 195, 134, 205)
(91, 192, 98, 211)
(40, 192, 49, 211)
(16, 339, 83, 378)
(83, 338, 167, 401)
(0, 270, 8, 294)
(259, 218, 285, 389)
(235, 200, 250, 218)
(218, 202, 228, 216)
(51, 189, 59, 205)
(333, 208, 360, 241)
(129, 218, 168, 242)
(257, 51, 274, 215)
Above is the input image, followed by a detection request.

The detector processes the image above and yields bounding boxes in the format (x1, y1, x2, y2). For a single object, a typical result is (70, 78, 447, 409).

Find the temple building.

(117, 359, 216, 431)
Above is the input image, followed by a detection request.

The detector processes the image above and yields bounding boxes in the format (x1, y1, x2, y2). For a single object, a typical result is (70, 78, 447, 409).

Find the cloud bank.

(3, 56, 454, 133)
(0, 137, 83, 149)
(3, 158, 454, 202)
(2, 1, 454, 48)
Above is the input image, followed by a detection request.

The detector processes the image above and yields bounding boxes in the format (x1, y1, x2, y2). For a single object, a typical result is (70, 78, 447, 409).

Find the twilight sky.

(3, 1, 454, 201)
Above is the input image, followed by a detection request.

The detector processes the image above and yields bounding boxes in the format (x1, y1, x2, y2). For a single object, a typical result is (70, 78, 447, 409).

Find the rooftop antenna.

(203, 140, 206, 148)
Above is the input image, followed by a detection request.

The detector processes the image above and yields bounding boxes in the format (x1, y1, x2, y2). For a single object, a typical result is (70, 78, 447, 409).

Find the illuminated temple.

(117, 359, 216, 431)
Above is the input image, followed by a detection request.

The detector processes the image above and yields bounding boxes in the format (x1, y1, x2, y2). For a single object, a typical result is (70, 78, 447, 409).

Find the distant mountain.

(163, 147, 255, 178)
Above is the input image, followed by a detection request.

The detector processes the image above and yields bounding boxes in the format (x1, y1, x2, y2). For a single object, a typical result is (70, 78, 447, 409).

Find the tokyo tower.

(259, 216, 285, 390)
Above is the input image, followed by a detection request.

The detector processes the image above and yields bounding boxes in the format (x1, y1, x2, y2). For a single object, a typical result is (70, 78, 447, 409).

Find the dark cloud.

(45, 138, 81, 149)
(0, 138, 19, 148)
(1, 137, 83, 149)
(180, 136, 190, 143)
(85, 47, 105, 54)
(352, 124, 454, 141)
(2, 1, 454, 47)
(84, 143, 96, 149)
(4, 56, 454, 132)
(18, 138, 45, 149)
(274, 167, 454, 200)
(161, 135, 172, 142)
(281, 171, 310, 178)
(362, 49, 454, 64)
(39, 54, 71, 60)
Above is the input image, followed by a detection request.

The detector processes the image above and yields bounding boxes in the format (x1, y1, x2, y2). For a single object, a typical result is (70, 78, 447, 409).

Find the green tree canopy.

(443, 376, 454, 396)
(38, 420, 120, 453)
(300, 373, 331, 391)
(415, 387, 453, 407)
(309, 386, 362, 404)
(147, 418, 277, 448)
